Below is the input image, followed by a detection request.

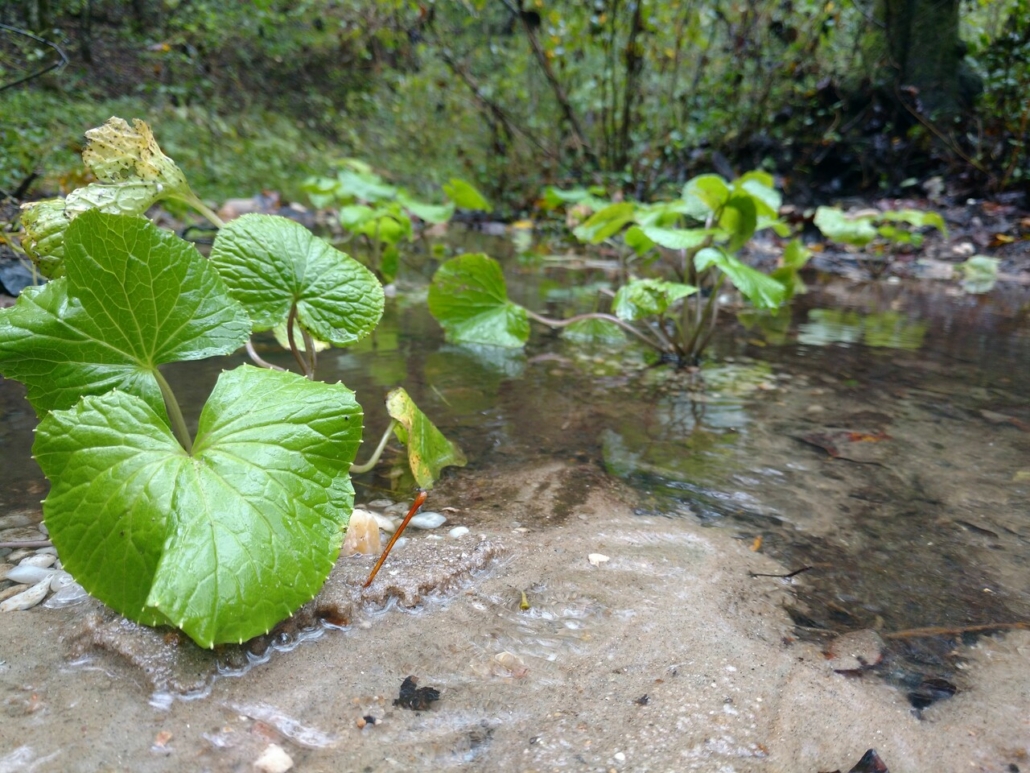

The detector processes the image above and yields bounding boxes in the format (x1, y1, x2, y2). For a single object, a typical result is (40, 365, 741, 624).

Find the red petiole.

(363, 489, 428, 588)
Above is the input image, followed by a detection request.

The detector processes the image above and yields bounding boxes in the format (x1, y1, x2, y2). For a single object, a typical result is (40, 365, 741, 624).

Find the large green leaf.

(695, 247, 786, 309)
(396, 191, 455, 225)
(682, 174, 730, 215)
(209, 214, 384, 346)
(36, 366, 363, 648)
(0, 211, 250, 417)
(612, 278, 696, 321)
(428, 253, 530, 348)
(386, 387, 467, 489)
(561, 318, 626, 344)
(735, 171, 782, 218)
(443, 178, 492, 212)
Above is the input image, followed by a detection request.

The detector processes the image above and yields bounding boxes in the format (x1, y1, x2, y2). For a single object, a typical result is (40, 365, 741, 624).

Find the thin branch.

(0, 24, 69, 93)
(524, 308, 670, 352)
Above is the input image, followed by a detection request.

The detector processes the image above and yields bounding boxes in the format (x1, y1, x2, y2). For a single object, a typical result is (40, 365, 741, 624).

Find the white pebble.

(588, 553, 610, 567)
(253, 743, 294, 773)
(4, 565, 55, 584)
(409, 511, 447, 529)
(19, 553, 55, 569)
(448, 526, 470, 539)
(49, 570, 74, 592)
(0, 576, 51, 611)
(367, 499, 394, 510)
(372, 512, 398, 533)
(43, 580, 88, 609)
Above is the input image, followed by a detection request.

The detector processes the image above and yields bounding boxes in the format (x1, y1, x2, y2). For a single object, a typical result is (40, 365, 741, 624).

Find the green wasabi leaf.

(209, 214, 384, 347)
(36, 365, 362, 648)
(573, 202, 635, 244)
(639, 225, 710, 251)
(624, 225, 655, 256)
(386, 387, 467, 489)
(443, 178, 492, 212)
(719, 195, 758, 252)
(736, 171, 782, 218)
(696, 247, 786, 309)
(428, 253, 530, 348)
(955, 255, 999, 294)
(561, 318, 626, 344)
(612, 278, 697, 321)
(396, 191, 455, 224)
(814, 206, 878, 246)
(682, 174, 730, 214)
(18, 198, 70, 278)
(0, 211, 250, 417)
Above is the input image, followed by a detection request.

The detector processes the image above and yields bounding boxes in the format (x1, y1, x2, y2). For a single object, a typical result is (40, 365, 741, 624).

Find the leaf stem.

(245, 338, 286, 371)
(154, 367, 193, 454)
(286, 303, 311, 378)
(350, 419, 399, 474)
(300, 325, 318, 378)
(178, 192, 226, 229)
(523, 308, 669, 352)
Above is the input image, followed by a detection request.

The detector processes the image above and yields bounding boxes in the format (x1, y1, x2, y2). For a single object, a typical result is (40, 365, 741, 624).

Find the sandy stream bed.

(1, 460, 1028, 773)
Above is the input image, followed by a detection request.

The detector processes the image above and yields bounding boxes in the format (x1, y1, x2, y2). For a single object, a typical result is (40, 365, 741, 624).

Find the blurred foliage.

(0, 0, 1026, 206)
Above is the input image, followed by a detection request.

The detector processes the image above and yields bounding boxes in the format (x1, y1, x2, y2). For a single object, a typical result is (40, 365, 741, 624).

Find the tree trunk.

(877, 0, 963, 118)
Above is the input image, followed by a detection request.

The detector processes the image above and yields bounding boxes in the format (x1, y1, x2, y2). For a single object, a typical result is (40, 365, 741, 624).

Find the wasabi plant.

(1, 119, 464, 647)
(302, 160, 491, 283)
(429, 172, 810, 365)
(813, 205, 947, 277)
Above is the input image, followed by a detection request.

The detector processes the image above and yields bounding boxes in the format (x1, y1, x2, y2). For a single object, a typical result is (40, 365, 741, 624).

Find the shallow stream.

(1, 230, 1029, 771)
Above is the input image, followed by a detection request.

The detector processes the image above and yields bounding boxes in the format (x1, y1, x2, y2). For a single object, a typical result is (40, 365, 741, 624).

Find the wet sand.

(2, 460, 1028, 772)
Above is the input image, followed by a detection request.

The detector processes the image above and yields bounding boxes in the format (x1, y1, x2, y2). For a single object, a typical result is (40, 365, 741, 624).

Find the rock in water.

(341, 509, 382, 556)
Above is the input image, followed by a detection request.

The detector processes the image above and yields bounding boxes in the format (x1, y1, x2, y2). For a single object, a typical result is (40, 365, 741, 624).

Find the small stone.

(448, 526, 470, 539)
(372, 513, 397, 533)
(49, 570, 74, 592)
(0, 576, 51, 611)
(0, 512, 36, 530)
(3, 564, 54, 585)
(253, 743, 293, 773)
(614, 751, 626, 762)
(588, 553, 610, 567)
(341, 509, 382, 556)
(367, 499, 394, 510)
(43, 580, 88, 609)
(18, 554, 55, 569)
(0, 585, 27, 603)
(409, 511, 447, 529)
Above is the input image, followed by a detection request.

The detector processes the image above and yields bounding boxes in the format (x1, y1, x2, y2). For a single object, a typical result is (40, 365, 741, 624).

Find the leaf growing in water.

(428, 253, 530, 348)
(386, 387, 467, 489)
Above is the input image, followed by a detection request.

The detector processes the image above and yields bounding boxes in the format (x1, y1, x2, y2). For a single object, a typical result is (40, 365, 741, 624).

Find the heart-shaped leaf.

(561, 318, 627, 344)
(639, 225, 711, 251)
(36, 365, 363, 648)
(696, 247, 786, 309)
(209, 214, 384, 346)
(814, 206, 878, 246)
(573, 202, 635, 244)
(386, 387, 467, 489)
(428, 253, 530, 348)
(0, 210, 251, 417)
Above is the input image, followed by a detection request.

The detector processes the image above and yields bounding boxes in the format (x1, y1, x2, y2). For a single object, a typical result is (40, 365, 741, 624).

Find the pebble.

(18, 554, 56, 569)
(253, 743, 294, 773)
(0, 512, 36, 530)
(4, 565, 55, 585)
(409, 511, 447, 529)
(367, 499, 394, 510)
(588, 553, 610, 567)
(448, 526, 470, 539)
(372, 513, 398, 533)
(340, 509, 381, 556)
(49, 570, 74, 592)
(44, 580, 88, 608)
(0, 585, 27, 603)
(0, 576, 52, 611)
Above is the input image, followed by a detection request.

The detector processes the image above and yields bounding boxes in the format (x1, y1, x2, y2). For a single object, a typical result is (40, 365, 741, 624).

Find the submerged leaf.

(386, 387, 467, 489)
(428, 253, 530, 348)
(36, 366, 363, 648)
(210, 214, 384, 346)
(561, 318, 626, 344)
(0, 211, 250, 417)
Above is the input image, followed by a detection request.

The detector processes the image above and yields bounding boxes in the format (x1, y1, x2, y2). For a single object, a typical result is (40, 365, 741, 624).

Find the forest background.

(0, 0, 1027, 214)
